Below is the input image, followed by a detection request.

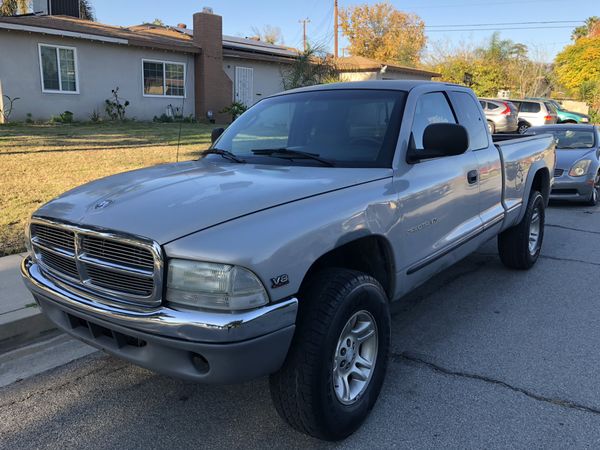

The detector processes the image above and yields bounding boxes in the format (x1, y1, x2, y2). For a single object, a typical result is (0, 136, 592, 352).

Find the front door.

(396, 91, 482, 290)
(235, 66, 254, 107)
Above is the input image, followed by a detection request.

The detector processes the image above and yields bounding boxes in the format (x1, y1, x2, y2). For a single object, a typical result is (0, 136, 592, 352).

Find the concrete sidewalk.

(0, 253, 56, 351)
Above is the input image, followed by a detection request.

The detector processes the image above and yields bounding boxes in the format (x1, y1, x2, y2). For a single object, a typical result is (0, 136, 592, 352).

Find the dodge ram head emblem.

(271, 274, 289, 288)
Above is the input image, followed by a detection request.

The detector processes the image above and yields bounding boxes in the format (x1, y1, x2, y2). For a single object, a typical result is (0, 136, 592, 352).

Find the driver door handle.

(467, 170, 479, 185)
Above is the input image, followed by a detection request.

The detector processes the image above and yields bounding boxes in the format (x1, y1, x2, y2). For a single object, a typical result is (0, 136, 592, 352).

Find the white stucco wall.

(0, 30, 195, 121)
(339, 70, 433, 82)
(223, 56, 287, 105)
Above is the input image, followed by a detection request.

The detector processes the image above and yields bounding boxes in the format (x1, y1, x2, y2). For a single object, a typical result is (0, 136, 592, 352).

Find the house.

(0, 9, 440, 123)
(0, 9, 297, 122)
(337, 55, 440, 82)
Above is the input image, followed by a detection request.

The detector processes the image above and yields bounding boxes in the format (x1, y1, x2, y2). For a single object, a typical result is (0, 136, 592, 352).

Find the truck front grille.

(30, 219, 163, 307)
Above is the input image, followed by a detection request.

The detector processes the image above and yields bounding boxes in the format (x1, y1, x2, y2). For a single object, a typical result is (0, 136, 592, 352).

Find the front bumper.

(550, 174, 595, 202)
(21, 257, 298, 383)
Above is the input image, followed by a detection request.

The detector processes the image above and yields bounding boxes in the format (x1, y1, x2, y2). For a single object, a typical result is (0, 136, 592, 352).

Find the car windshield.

(211, 89, 407, 167)
(528, 128, 596, 149)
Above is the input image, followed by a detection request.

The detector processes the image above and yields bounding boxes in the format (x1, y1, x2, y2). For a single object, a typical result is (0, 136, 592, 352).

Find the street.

(2, 202, 600, 449)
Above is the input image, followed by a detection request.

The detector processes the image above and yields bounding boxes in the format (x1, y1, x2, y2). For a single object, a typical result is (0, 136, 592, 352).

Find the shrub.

(105, 87, 130, 121)
(25, 113, 33, 124)
(90, 109, 101, 122)
(220, 101, 248, 122)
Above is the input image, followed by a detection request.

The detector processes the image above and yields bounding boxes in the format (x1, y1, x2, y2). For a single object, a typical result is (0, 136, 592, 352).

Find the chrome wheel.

(333, 310, 378, 405)
(528, 207, 541, 255)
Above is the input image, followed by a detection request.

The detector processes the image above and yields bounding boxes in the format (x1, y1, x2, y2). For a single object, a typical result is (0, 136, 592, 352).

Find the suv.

(527, 98, 591, 124)
(510, 99, 558, 134)
(479, 98, 518, 133)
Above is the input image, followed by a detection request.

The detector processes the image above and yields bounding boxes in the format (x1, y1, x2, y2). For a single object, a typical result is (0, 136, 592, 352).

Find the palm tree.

(79, 0, 96, 21)
(0, 0, 29, 16)
(281, 45, 339, 90)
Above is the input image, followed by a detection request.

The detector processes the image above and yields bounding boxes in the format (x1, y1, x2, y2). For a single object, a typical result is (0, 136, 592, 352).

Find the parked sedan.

(479, 98, 519, 133)
(527, 124, 600, 205)
(510, 99, 559, 134)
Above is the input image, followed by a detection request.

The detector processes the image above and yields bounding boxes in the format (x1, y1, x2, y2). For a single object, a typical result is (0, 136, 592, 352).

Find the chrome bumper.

(21, 257, 298, 343)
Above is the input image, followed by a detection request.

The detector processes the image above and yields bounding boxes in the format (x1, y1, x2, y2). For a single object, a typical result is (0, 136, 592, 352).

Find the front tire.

(269, 268, 391, 441)
(498, 190, 545, 269)
(586, 172, 599, 206)
(517, 122, 529, 134)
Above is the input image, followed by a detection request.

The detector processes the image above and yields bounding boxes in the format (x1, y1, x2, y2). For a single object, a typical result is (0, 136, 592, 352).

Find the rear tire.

(487, 120, 496, 134)
(498, 190, 545, 270)
(517, 122, 529, 134)
(269, 268, 391, 441)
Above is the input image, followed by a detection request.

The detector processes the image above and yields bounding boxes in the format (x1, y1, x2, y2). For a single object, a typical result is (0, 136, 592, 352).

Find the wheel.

(487, 120, 495, 134)
(498, 190, 545, 269)
(587, 172, 600, 206)
(269, 268, 391, 441)
(517, 122, 529, 134)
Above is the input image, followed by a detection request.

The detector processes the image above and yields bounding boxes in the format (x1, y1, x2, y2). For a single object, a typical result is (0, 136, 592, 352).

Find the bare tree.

(79, 0, 95, 21)
(251, 25, 284, 45)
(0, 0, 29, 16)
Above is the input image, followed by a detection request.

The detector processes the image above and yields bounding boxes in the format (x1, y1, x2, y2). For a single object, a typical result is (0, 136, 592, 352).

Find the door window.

(520, 102, 541, 113)
(411, 92, 456, 150)
(450, 92, 489, 150)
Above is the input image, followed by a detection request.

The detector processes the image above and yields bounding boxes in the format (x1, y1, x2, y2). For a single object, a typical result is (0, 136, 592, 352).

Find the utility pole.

(299, 17, 310, 51)
(334, 0, 339, 58)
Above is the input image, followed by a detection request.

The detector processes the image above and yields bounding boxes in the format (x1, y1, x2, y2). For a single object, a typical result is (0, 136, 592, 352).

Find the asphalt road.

(2, 201, 600, 449)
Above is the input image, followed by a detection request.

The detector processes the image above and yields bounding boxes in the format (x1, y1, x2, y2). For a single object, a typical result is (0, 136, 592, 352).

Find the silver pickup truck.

(22, 81, 555, 440)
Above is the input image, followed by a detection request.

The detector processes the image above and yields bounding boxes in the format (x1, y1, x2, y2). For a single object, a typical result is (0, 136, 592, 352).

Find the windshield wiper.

(251, 148, 335, 167)
(201, 149, 246, 163)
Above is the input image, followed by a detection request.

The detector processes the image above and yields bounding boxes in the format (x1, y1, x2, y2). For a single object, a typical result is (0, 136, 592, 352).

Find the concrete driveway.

(1, 202, 600, 449)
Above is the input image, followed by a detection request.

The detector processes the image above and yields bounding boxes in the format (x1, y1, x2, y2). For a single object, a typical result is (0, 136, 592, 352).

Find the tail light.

(544, 115, 552, 121)
(500, 102, 511, 115)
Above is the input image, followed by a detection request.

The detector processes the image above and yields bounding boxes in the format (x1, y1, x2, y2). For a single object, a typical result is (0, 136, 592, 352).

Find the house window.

(38, 44, 78, 93)
(142, 60, 185, 97)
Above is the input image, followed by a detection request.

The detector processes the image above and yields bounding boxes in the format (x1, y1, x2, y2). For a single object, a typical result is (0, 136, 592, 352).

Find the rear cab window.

(449, 91, 489, 150)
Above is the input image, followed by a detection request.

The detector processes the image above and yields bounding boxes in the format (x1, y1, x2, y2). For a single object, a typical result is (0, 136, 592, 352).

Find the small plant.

(0, 95, 20, 123)
(220, 101, 248, 122)
(26, 113, 34, 124)
(60, 111, 74, 123)
(153, 113, 174, 123)
(105, 87, 130, 121)
(90, 109, 101, 122)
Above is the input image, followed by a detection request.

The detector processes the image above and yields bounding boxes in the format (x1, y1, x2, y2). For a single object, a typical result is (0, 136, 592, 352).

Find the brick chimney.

(193, 10, 232, 123)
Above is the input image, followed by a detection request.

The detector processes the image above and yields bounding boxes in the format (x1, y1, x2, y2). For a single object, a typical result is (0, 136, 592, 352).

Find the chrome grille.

(554, 168, 564, 177)
(30, 218, 163, 307)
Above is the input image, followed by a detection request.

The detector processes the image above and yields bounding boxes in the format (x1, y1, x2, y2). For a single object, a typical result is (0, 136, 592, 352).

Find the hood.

(556, 148, 598, 170)
(34, 160, 391, 243)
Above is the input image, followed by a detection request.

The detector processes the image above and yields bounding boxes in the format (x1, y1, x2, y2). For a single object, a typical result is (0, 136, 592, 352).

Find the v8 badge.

(271, 274, 289, 289)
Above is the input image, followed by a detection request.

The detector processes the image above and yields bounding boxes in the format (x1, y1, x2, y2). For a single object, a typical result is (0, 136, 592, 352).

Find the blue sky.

(94, 0, 599, 62)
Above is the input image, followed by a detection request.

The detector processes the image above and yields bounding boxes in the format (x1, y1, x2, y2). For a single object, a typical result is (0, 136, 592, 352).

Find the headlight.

(569, 159, 592, 177)
(166, 259, 269, 311)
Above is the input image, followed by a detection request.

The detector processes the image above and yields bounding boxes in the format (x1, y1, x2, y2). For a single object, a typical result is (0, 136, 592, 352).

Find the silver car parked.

(527, 124, 600, 205)
(510, 99, 559, 134)
(479, 98, 519, 133)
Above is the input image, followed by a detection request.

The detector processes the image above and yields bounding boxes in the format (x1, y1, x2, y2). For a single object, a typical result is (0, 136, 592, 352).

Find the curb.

(0, 307, 58, 352)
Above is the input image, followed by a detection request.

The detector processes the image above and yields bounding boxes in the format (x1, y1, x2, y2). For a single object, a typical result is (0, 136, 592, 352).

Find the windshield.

(212, 89, 407, 167)
(549, 100, 563, 111)
(528, 128, 596, 149)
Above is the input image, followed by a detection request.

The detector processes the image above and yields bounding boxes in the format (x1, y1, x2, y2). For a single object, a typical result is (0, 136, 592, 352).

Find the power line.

(426, 20, 585, 28)
(403, 0, 564, 8)
(427, 26, 579, 32)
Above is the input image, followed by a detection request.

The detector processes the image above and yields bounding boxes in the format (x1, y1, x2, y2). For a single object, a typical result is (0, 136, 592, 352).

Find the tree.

(555, 35, 600, 117)
(572, 16, 600, 41)
(339, 2, 426, 67)
(151, 18, 165, 26)
(280, 45, 338, 90)
(0, 0, 29, 16)
(251, 25, 283, 45)
(79, 0, 95, 21)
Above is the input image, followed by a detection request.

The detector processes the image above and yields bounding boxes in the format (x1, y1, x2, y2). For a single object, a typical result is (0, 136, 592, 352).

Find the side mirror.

(407, 123, 469, 163)
(211, 127, 225, 144)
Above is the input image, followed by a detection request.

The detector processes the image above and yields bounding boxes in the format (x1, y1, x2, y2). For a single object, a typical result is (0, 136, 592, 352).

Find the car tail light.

(500, 103, 511, 115)
(544, 115, 552, 121)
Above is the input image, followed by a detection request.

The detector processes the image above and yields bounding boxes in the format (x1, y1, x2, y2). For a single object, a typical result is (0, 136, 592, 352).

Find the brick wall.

(193, 12, 233, 123)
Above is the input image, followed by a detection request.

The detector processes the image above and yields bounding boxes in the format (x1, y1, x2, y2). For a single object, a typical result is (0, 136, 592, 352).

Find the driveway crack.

(394, 351, 600, 416)
(546, 223, 600, 235)
(540, 255, 600, 267)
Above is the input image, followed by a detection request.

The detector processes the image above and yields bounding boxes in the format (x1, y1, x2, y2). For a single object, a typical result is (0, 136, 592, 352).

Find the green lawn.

(0, 121, 219, 256)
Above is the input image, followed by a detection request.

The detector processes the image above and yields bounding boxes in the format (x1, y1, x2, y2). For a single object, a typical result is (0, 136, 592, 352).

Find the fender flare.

(515, 163, 550, 224)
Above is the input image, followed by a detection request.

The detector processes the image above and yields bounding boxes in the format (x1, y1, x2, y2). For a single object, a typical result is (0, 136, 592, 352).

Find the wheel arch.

(516, 166, 550, 223)
(299, 234, 396, 300)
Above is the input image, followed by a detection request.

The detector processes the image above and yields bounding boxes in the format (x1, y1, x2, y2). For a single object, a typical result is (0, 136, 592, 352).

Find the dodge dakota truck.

(22, 81, 555, 440)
